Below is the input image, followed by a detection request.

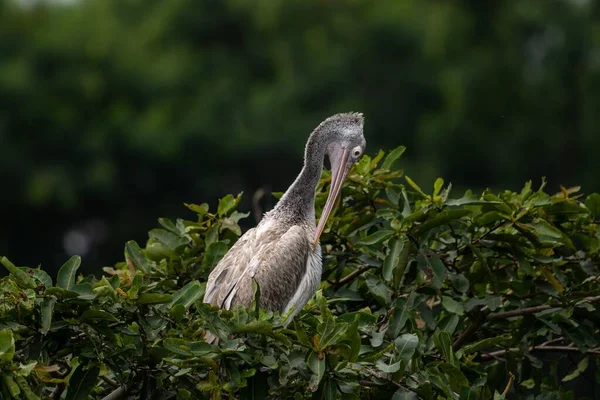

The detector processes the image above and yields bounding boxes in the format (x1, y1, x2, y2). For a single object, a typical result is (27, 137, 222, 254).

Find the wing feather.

(203, 227, 257, 307)
(203, 221, 312, 313)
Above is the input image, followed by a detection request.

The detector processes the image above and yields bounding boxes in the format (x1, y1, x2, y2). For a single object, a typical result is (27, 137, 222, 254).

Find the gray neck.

(270, 130, 327, 223)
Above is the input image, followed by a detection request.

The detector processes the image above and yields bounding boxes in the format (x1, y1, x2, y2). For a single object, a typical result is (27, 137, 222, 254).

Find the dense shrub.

(1, 147, 599, 399)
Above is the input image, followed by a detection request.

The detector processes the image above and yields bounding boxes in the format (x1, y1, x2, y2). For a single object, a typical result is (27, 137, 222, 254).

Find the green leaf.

(405, 176, 428, 198)
(428, 254, 447, 289)
(124, 240, 150, 274)
(14, 375, 41, 400)
(449, 273, 470, 293)
(438, 362, 468, 391)
(355, 154, 372, 175)
(394, 239, 411, 288)
(356, 229, 394, 246)
(383, 238, 404, 283)
(319, 322, 348, 350)
(65, 364, 100, 400)
(32, 269, 53, 288)
(202, 241, 229, 269)
(563, 356, 589, 382)
(386, 186, 400, 206)
(365, 274, 392, 305)
(57, 255, 81, 291)
(442, 296, 464, 316)
(40, 296, 56, 335)
(519, 379, 535, 389)
(433, 331, 456, 365)
(127, 272, 143, 300)
(81, 309, 119, 323)
(307, 351, 325, 386)
(17, 361, 37, 377)
(321, 378, 338, 400)
(392, 388, 418, 400)
(457, 334, 511, 357)
(0, 329, 15, 364)
(388, 292, 416, 338)
(184, 202, 209, 215)
(1, 257, 37, 289)
(158, 217, 180, 234)
(437, 315, 459, 335)
(416, 209, 471, 235)
(1, 373, 20, 397)
(345, 315, 362, 362)
(528, 220, 563, 239)
(218, 193, 242, 217)
(136, 293, 173, 305)
(376, 359, 402, 373)
(149, 229, 190, 250)
(459, 387, 479, 400)
(234, 321, 273, 334)
(433, 177, 444, 197)
(167, 280, 203, 309)
(394, 333, 418, 361)
(381, 146, 406, 170)
(585, 193, 600, 219)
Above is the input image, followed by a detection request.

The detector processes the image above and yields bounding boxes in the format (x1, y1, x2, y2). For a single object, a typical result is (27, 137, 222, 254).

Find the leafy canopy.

(1, 146, 600, 399)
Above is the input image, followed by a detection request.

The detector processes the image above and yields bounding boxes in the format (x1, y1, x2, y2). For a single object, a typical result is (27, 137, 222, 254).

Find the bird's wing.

(203, 227, 257, 307)
(203, 222, 311, 313)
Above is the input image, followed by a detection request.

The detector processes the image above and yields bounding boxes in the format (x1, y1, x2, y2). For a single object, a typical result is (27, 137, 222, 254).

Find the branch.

(481, 346, 600, 361)
(363, 368, 412, 392)
(486, 304, 555, 320)
(333, 265, 376, 287)
(486, 295, 600, 321)
(101, 375, 119, 388)
(100, 387, 127, 400)
(502, 372, 515, 396)
(49, 383, 66, 400)
(453, 317, 483, 350)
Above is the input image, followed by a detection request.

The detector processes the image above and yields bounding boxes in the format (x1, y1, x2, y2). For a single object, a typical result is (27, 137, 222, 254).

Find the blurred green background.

(1, 0, 599, 275)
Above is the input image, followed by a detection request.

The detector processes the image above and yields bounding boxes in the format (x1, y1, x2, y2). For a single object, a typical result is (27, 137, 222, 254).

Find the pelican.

(203, 112, 366, 327)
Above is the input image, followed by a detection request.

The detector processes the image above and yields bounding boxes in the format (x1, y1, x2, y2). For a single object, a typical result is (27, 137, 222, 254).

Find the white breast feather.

(282, 244, 322, 325)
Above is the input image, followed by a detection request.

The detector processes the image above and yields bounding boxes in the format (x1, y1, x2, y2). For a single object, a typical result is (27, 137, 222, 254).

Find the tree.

(2, 0, 600, 271)
(1, 146, 599, 399)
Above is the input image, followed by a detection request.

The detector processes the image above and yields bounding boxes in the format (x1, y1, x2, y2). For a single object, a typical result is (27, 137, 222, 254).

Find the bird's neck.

(271, 131, 326, 224)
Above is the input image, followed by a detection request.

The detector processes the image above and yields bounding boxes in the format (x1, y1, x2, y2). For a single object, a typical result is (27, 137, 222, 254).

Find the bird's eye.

(352, 147, 362, 158)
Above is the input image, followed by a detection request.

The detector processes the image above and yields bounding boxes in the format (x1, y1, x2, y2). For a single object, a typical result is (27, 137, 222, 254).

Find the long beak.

(314, 148, 351, 245)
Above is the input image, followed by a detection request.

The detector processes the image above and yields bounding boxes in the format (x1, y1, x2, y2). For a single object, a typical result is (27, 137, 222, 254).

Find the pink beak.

(314, 147, 351, 244)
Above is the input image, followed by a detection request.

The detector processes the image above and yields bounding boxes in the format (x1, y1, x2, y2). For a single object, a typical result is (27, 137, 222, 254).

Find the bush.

(1, 146, 599, 399)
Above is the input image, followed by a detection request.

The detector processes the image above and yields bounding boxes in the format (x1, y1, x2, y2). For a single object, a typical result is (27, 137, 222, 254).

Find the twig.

(48, 365, 71, 400)
(486, 295, 600, 320)
(49, 383, 66, 400)
(100, 387, 127, 400)
(486, 304, 555, 320)
(481, 346, 600, 361)
(363, 368, 412, 392)
(453, 317, 483, 350)
(472, 221, 509, 245)
(359, 380, 380, 387)
(540, 337, 566, 347)
(502, 372, 515, 396)
(101, 375, 119, 388)
(334, 265, 376, 287)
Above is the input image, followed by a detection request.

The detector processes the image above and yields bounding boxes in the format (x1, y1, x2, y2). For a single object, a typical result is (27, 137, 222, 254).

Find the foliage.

(1, 146, 600, 399)
(2, 0, 600, 270)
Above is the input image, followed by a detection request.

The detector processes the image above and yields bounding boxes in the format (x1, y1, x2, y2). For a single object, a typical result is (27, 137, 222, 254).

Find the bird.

(203, 112, 366, 329)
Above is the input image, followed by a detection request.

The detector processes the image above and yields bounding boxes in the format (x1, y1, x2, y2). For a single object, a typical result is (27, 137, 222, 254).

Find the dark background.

(1, 0, 599, 275)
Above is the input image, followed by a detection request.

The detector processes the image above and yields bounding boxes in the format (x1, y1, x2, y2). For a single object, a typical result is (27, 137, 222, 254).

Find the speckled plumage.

(203, 112, 365, 327)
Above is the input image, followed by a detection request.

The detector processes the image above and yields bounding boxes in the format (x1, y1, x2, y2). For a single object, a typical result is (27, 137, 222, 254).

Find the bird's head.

(314, 112, 366, 244)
